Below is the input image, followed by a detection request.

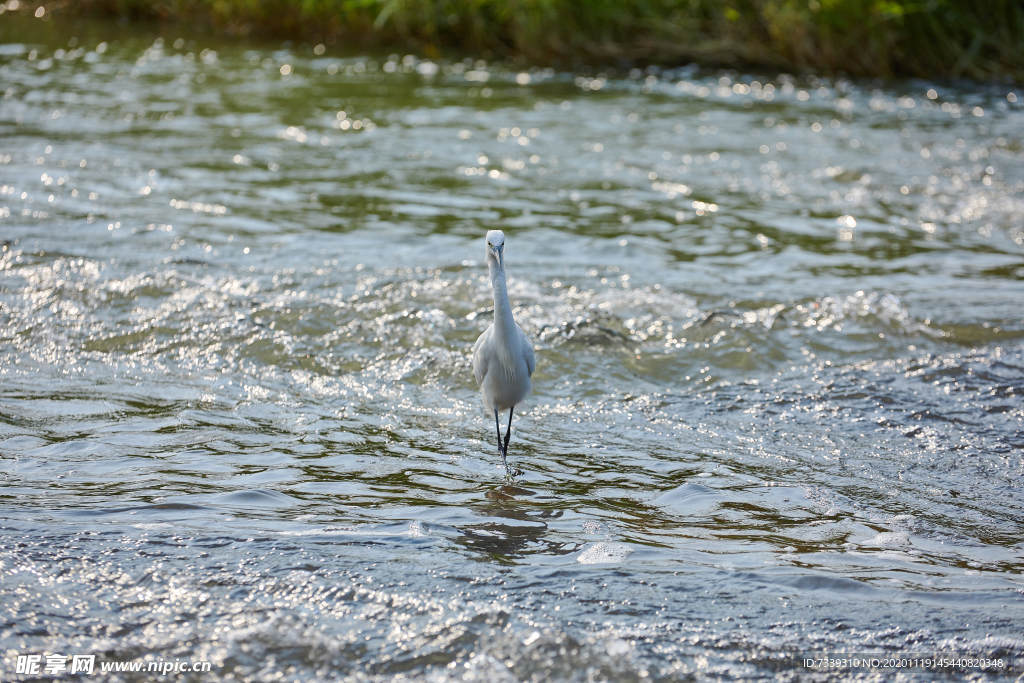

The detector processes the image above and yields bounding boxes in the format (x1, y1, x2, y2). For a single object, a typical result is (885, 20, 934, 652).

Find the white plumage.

(472, 230, 535, 476)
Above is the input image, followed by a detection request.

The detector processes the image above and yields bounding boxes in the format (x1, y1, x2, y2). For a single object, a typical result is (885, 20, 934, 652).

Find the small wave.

(577, 542, 633, 564)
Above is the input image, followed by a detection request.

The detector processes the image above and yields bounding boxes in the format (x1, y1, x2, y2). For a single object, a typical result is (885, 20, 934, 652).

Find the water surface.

(1, 15, 1023, 680)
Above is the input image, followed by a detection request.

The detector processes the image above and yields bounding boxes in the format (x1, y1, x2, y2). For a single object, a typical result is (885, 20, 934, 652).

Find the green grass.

(37, 0, 1024, 80)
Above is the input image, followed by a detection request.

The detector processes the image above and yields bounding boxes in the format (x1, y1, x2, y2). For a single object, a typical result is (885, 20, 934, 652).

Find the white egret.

(472, 230, 535, 477)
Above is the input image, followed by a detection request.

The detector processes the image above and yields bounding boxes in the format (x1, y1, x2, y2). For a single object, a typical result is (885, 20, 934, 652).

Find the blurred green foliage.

(66, 0, 1024, 79)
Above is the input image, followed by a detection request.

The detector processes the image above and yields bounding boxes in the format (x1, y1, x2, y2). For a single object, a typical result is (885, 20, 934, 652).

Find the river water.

(1, 14, 1023, 680)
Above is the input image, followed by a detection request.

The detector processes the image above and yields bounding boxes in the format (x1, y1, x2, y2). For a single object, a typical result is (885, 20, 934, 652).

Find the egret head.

(485, 230, 505, 267)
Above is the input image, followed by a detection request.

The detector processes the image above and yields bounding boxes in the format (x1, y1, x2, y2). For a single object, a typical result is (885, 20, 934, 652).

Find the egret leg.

(501, 406, 515, 476)
(494, 409, 508, 472)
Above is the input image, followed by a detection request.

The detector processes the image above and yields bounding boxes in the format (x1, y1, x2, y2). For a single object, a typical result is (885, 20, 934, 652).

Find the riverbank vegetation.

(24, 0, 1024, 80)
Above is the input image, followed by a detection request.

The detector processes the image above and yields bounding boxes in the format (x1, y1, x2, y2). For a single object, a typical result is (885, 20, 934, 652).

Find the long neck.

(489, 259, 516, 335)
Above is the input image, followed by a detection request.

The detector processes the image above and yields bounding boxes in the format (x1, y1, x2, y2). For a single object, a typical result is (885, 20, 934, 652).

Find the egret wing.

(520, 327, 535, 377)
(472, 326, 492, 386)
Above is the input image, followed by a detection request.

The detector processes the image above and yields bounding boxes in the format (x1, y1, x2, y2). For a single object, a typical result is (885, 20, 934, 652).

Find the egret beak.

(490, 245, 504, 268)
